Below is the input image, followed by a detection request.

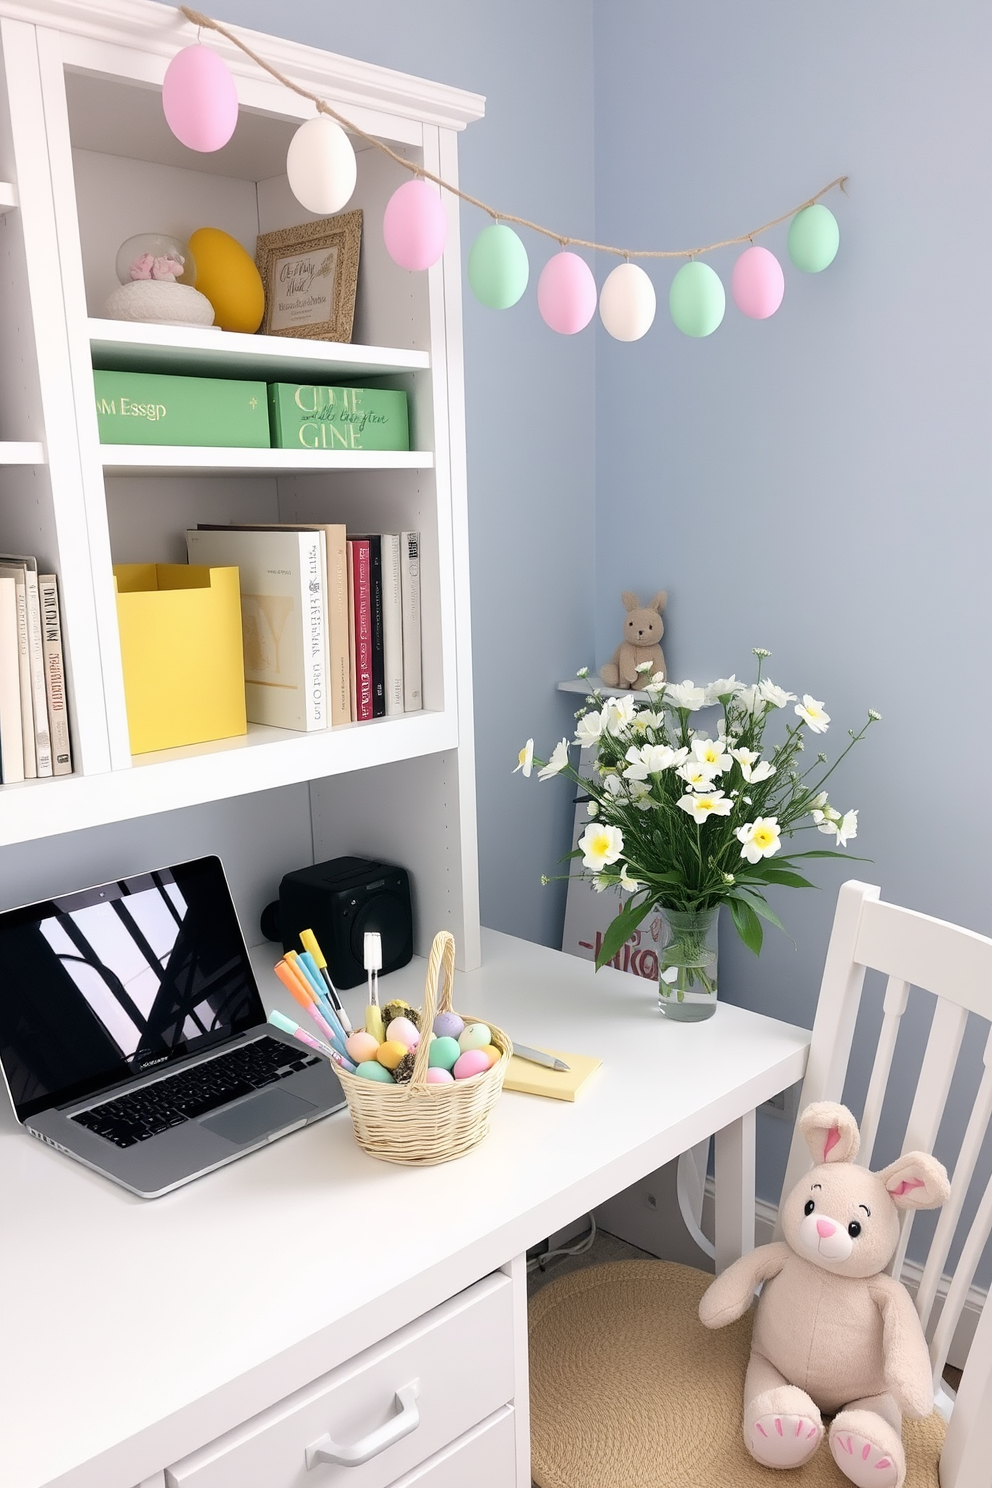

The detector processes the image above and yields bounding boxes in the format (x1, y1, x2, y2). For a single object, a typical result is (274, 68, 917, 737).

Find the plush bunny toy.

(699, 1102, 949, 1488)
(599, 590, 667, 689)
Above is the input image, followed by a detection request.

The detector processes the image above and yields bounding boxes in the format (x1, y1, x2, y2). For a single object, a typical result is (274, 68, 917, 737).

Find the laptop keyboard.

(69, 1036, 321, 1148)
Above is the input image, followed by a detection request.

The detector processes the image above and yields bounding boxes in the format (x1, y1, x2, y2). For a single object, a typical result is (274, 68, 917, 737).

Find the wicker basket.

(336, 931, 512, 1165)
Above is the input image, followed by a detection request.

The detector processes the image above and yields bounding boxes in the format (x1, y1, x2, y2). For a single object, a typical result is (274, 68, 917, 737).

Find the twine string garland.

(177, 5, 846, 265)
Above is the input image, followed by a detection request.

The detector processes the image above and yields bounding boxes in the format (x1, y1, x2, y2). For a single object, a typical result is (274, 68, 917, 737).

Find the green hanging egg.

(788, 204, 840, 273)
(468, 223, 529, 308)
(669, 260, 725, 337)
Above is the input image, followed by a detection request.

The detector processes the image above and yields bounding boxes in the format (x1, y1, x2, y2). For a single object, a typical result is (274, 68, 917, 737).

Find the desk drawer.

(388, 1406, 515, 1487)
(165, 1272, 514, 1488)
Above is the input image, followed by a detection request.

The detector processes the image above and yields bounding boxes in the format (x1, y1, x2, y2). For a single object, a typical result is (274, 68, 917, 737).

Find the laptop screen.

(0, 856, 264, 1122)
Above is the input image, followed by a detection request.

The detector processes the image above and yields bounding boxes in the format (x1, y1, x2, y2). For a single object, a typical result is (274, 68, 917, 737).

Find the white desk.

(0, 930, 810, 1488)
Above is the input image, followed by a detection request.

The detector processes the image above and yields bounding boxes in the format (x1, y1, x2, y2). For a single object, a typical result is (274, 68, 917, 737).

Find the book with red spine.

(350, 537, 373, 721)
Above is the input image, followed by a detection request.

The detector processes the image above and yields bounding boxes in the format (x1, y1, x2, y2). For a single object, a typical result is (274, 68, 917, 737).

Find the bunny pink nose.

(816, 1218, 836, 1238)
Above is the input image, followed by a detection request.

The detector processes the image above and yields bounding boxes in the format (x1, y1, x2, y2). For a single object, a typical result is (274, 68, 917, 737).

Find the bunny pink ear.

(878, 1152, 950, 1211)
(621, 592, 640, 612)
(800, 1102, 860, 1165)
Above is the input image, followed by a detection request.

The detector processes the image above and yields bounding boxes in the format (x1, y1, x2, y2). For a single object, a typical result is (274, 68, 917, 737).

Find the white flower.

(795, 694, 830, 733)
(691, 736, 732, 774)
(576, 666, 589, 679)
(735, 817, 782, 863)
(644, 673, 667, 696)
(593, 875, 609, 893)
(537, 739, 569, 780)
(677, 760, 718, 791)
(575, 708, 605, 747)
(513, 739, 534, 777)
(677, 790, 734, 824)
(665, 679, 707, 711)
(626, 778, 651, 800)
(836, 809, 858, 846)
(731, 747, 777, 784)
(704, 676, 738, 705)
(604, 695, 638, 733)
(587, 801, 599, 817)
(602, 772, 623, 798)
(812, 803, 841, 832)
(811, 790, 828, 809)
(624, 743, 682, 779)
(619, 864, 642, 892)
(632, 709, 664, 733)
(759, 679, 796, 709)
(736, 684, 767, 716)
(579, 823, 625, 870)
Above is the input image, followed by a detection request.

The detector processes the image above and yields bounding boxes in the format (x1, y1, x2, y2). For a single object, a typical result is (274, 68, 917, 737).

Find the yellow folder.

(114, 564, 247, 755)
(503, 1047, 602, 1102)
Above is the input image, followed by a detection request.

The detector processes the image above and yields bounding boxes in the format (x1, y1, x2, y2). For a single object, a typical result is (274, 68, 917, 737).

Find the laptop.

(0, 854, 347, 1197)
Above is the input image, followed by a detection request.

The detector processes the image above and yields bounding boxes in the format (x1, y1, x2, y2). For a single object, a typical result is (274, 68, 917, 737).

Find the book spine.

(327, 527, 350, 727)
(367, 535, 385, 719)
(300, 532, 326, 730)
(381, 534, 404, 716)
(0, 577, 24, 783)
(346, 540, 357, 722)
(23, 569, 51, 776)
(9, 572, 35, 778)
(38, 575, 72, 774)
(401, 531, 422, 712)
(350, 538, 373, 721)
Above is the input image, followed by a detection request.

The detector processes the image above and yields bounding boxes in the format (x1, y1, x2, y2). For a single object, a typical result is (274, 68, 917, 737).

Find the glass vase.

(657, 907, 719, 1022)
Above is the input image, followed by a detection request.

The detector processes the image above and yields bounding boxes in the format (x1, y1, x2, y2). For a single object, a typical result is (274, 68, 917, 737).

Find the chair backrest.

(780, 880, 992, 1411)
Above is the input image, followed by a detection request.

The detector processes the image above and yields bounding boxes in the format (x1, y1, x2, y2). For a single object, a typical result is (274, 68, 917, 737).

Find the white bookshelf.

(0, 0, 485, 965)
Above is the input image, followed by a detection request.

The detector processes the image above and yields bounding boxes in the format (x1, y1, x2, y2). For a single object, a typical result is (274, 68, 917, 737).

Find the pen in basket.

(299, 928, 353, 1035)
(364, 931, 385, 1042)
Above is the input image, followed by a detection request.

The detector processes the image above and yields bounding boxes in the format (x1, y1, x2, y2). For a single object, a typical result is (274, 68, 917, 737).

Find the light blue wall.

(188, 0, 597, 945)
(592, 3, 992, 1218)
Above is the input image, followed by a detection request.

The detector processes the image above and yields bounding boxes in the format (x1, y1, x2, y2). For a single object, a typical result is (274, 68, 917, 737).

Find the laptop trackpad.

(200, 1088, 316, 1145)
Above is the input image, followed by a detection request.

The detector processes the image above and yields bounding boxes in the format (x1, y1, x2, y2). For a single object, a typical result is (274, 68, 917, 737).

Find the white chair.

(780, 880, 992, 1488)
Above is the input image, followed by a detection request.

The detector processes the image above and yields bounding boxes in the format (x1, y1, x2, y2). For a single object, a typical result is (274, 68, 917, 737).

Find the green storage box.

(94, 369, 270, 447)
(268, 383, 410, 452)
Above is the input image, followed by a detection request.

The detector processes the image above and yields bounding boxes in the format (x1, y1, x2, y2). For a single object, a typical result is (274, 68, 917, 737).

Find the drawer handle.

(305, 1380, 421, 1469)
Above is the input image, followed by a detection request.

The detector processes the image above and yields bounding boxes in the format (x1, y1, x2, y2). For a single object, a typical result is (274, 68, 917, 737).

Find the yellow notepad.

(503, 1047, 602, 1102)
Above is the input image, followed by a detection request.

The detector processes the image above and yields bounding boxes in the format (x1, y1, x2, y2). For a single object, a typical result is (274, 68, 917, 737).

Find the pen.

(299, 929, 353, 1035)
(363, 931, 385, 1042)
(512, 1042, 571, 1072)
(267, 1009, 357, 1072)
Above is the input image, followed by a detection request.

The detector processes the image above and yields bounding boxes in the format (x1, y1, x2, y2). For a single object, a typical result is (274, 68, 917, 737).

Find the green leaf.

(733, 886, 786, 931)
(595, 897, 654, 970)
(728, 896, 764, 956)
(749, 868, 816, 889)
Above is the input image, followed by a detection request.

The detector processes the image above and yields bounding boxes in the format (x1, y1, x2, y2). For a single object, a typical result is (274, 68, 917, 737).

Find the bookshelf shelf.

(0, 440, 44, 463)
(0, 709, 456, 848)
(100, 446, 435, 475)
(88, 318, 430, 383)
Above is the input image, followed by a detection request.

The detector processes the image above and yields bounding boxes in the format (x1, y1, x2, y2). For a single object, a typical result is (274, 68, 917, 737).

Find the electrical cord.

(526, 1213, 597, 1273)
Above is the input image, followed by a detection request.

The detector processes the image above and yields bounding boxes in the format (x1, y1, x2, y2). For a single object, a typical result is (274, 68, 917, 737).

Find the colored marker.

(287, 951, 349, 1046)
(267, 1010, 356, 1072)
(300, 928, 353, 1034)
(274, 960, 348, 1057)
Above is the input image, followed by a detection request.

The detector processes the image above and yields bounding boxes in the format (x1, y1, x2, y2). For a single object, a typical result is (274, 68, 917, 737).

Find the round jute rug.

(528, 1260, 945, 1488)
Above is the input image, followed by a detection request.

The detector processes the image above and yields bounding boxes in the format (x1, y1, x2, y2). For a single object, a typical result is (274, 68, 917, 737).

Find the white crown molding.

(0, 0, 486, 130)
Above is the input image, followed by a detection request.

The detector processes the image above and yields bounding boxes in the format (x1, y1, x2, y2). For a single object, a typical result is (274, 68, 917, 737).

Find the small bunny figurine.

(599, 590, 667, 689)
(699, 1102, 949, 1488)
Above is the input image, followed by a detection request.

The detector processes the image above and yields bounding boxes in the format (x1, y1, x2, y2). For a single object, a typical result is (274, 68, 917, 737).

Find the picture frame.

(255, 210, 362, 342)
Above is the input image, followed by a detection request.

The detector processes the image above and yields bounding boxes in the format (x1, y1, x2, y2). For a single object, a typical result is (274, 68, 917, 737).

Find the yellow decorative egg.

(376, 1039, 410, 1071)
(187, 227, 264, 333)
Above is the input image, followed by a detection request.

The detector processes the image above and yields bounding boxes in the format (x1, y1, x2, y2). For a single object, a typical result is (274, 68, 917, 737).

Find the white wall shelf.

(0, 178, 14, 213)
(88, 317, 430, 382)
(100, 446, 435, 475)
(557, 675, 649, 701)
(0, 708, 457, 848)
(0, 440, 43, 463)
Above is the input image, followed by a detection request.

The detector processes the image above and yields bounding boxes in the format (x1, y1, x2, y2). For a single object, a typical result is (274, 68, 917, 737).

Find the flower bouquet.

(516, 650, 879, 1020)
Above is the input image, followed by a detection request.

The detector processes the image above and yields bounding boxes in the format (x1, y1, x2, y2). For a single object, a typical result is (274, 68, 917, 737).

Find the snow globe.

(104, 233, 216, 327)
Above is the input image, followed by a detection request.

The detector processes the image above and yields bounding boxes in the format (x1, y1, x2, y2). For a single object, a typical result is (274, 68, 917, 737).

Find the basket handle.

(409, 931, 455, 1088)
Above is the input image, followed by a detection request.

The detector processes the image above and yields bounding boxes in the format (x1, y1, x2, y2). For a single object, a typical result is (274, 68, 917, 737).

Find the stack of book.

(0, 559, 71, 784)
(185, 525, 422, 732)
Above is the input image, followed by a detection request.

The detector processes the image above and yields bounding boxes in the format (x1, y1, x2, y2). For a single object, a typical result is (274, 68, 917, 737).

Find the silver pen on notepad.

(512, 1043, 570, 1072)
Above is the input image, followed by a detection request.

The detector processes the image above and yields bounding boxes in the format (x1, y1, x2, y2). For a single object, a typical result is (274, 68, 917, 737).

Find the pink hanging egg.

(383, 179, 447, 270)
(731, 245, 785, 320)
(162, 45, 239, 153)
(537, 251, 597, 334)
